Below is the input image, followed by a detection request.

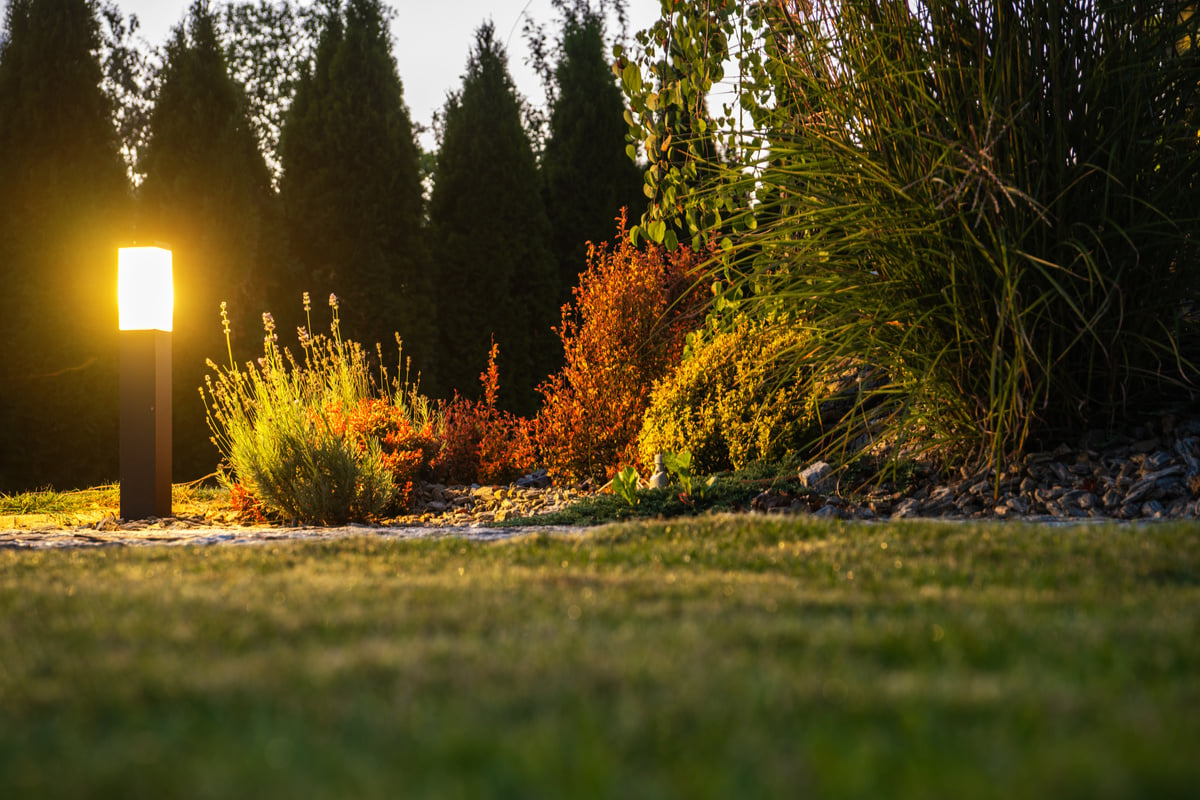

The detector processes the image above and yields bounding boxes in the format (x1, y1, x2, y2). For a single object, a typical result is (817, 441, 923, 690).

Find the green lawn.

(2, 516, 1197, 799)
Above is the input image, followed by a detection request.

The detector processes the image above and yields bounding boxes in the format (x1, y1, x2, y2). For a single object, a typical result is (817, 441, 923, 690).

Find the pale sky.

(99, 0, 664, 149)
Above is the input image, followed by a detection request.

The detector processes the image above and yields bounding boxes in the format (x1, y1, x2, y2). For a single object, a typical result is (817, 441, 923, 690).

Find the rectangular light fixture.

(118, 246, 174, 331)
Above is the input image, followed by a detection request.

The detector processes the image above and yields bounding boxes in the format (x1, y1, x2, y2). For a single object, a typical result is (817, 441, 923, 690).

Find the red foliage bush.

(535, 212, 710, 483)
(324, 397, 439, 511)
(229, 482, 269, 523)
(432, 339, 537, 486)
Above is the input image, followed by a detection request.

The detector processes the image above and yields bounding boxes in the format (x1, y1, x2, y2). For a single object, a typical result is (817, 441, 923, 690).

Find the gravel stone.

(1141, 500, 1166, 518)
(799, 461, 833, 490)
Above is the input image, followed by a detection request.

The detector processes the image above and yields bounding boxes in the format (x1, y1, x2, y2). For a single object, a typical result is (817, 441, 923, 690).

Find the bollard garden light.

(118, 245, 173, 520)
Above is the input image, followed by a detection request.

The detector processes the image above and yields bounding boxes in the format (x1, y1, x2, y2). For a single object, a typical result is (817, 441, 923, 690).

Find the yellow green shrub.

(638, 317, 819, 473)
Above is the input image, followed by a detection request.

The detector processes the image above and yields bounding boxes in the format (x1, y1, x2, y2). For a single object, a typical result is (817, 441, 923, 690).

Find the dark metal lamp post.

(118, 246, 173, 520)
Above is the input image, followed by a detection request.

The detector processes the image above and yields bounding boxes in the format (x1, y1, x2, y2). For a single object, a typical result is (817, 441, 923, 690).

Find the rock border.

(753, 417, 1200, 522)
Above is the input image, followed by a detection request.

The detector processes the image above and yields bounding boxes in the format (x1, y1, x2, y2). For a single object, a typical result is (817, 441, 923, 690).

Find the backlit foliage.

(536, 214, 709, 483)
(638, 316, 820, 474)
(621, 0, 1200, 469)
(432, 339, 537, 486)
(202, 296, 435, 523)
(323, 398, 439, 512)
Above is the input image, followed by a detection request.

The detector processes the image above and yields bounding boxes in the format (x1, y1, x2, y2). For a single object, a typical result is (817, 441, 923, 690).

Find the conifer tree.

(540, 1, 643, 305)
(0, 0, 131, 489)
(278, 0, 433, 387)
(430, 21, 558, 415)
(137, 0, 278, 480)
(220, 0, 325, 181)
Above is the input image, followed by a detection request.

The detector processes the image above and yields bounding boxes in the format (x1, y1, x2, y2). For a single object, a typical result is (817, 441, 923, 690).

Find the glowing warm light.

(118, 246, 173, 331)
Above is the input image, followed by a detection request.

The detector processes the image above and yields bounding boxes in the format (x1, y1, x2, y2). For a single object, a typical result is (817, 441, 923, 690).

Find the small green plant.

(662, 450, 716, 502)
(0, 487, 77, 520)
(611, 465, 641, 507)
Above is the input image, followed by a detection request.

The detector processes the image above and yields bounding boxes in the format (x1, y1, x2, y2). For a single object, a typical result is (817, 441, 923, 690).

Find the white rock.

(799, 461, 833, 490)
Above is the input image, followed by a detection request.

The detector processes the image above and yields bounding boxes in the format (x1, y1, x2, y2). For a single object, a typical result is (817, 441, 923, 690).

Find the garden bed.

(5, 414, 1200, 547)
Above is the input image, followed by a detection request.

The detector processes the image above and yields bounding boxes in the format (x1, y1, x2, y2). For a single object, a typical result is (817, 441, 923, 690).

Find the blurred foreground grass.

(1, 516, 1197, 798)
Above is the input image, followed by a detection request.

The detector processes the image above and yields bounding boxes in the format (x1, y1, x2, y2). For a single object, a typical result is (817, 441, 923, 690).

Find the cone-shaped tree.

(541, 2, 643, 306)
(278, 0, 433, 386)
(0, 0, 131, 489)
(431, 21, 557, 414)
(138, 0, 278, 480)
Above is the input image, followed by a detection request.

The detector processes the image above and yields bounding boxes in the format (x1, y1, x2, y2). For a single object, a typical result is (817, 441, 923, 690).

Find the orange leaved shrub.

(536, 213, 710, 483)
(323, 397, 440, 511)
(432, 339, 537, 486)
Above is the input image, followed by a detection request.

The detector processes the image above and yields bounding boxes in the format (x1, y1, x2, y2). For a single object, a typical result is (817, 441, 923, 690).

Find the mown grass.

(0, 483, 231, 527)
(1, 517, 1198, 799)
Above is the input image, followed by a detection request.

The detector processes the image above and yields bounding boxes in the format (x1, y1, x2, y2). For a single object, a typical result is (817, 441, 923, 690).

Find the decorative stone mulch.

(395, 479, 589, 526)
(752, 416, 1200, 522)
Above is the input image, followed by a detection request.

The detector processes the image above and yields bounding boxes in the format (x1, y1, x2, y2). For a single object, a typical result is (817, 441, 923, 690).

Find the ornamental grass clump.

(622, 0, 1200, 470)
(202, 293, 435, 524)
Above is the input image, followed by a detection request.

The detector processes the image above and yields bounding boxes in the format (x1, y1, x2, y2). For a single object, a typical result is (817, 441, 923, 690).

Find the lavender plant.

(201, 293, 431, 524)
